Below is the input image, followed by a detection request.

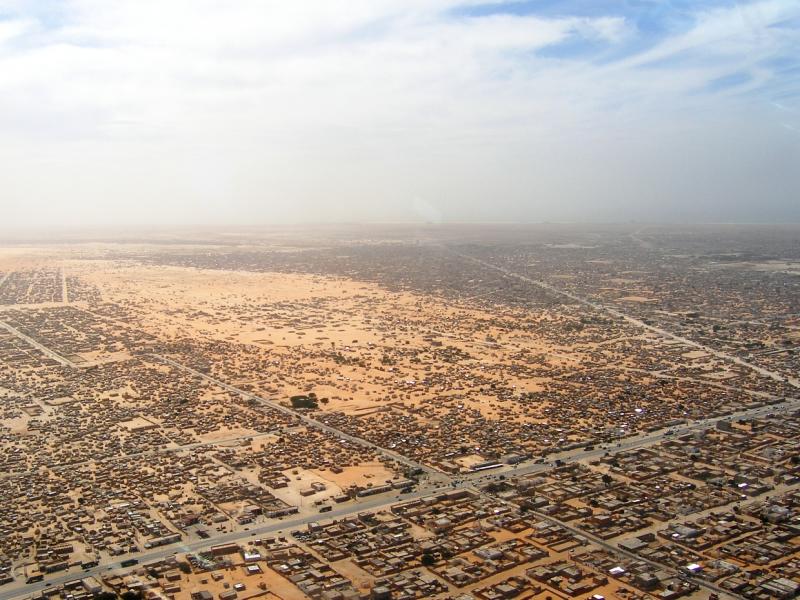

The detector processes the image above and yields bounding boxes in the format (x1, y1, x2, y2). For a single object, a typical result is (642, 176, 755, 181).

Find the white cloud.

(0, 0, 797, 226)
(0, 17, 34, 45)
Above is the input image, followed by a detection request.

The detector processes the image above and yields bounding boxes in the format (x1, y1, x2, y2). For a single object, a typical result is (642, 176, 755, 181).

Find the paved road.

(0, 483, 453, 600)
(461, 397, 800, 483)
(4, 395, 792, 600)
(454, 251, 800, 390)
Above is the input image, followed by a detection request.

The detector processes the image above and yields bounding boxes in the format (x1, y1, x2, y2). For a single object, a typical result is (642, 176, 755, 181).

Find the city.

(0, 224, 797, 600)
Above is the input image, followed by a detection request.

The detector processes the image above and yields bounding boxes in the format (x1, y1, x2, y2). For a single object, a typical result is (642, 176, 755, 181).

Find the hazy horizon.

(2, 0, 799, 227)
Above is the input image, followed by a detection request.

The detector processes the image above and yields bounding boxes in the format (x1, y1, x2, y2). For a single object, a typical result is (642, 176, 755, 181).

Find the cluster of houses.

(0, 269, 63, 305)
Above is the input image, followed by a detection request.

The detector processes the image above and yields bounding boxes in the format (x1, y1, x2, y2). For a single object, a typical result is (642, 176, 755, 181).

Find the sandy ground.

(65, 259, 588, 422)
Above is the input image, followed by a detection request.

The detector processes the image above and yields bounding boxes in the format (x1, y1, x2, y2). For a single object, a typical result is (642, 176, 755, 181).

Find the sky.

(0, 0, 799, 227)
